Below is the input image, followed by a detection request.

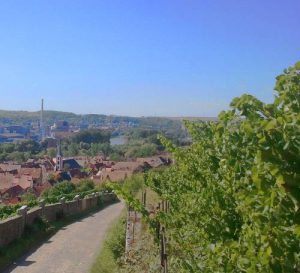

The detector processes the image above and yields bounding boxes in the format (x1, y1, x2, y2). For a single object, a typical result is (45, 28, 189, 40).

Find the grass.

(120, 224, 161, 273)
(90, 210, 127, 273)
(90, 208, 161, 273)
(0, 200, 117, 272)
(91, 174, 162, 273)
(90, 192, 160, 272)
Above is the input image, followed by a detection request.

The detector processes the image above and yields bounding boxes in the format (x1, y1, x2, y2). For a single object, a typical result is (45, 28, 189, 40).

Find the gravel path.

(3, 202, 125, 273)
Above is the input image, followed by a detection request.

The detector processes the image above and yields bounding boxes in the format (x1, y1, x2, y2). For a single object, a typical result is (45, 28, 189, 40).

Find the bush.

(119, 61, 300, 272)
(20, 190, 37, 203)
(75, 179, 95, 192)
(41, 181, 76, 200)
(91, 213, 126, 273)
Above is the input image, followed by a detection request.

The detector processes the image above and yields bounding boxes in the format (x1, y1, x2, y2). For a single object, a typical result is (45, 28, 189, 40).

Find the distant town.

(0, 100, 196, 143)
(0, 100, 188, 206)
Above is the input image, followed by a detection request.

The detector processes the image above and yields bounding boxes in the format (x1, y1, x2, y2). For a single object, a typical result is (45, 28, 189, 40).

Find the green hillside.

(0, 109, 186, 130)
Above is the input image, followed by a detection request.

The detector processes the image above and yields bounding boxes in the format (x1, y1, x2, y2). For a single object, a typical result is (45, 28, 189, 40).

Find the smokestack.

(40, 98, 45, 141)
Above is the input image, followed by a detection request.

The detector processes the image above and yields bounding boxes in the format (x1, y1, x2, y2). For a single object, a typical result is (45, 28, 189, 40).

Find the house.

(13, 175, 33, 191)
(1, 185, 24, 199)
(19, 167, 43, 185)
(136, 155, 171, 168)
(33, 181, 52, 196)
(51, 121, 70, 132)
(112, 161, 152, 173)
(0, 173, 33, 199)
(0, 163, 21, 173)
(112, 161, 142, 172)
(5, 125, 30, 135)
(63, 159, 82, 170)
(1, 197, 21, 205)
(48, 171, 72, 185)
(0, 133, 26, 142)
(92, 169, 130, 183)
(0, 173, 15, 192)
(36, 159, 55, 171)
(69, 169, 87, 179)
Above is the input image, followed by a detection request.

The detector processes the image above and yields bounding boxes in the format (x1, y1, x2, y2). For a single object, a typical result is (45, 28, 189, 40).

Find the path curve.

(4, 202, 125, 273)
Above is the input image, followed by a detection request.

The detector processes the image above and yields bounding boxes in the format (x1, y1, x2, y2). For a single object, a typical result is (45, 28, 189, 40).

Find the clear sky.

(0, 0, 299, 117)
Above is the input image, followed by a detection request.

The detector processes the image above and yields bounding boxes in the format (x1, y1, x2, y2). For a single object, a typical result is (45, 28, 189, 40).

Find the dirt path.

(3, 202, 125, 273)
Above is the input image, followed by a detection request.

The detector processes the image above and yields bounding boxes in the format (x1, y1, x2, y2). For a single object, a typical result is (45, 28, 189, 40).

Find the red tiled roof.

(1, 185, 24, 198)
(94, 169, 132, 182)
(14, 175, 33, 190)
(19, 168, 42, 180)
(2, 197, 21, 205)
(0, 173, 33, 192)
(112, 161, 141, 171)
(0, 173, 15, 191)
(33, 182, 52, 196)
(0, 164, 21, 172)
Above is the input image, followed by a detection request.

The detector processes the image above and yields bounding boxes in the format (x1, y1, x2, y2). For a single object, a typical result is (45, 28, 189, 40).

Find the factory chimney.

(40, 98, 45, 141)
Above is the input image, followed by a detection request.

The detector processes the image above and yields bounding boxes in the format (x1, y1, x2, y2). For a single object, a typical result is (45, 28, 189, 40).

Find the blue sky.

(0, 0, 299, 117)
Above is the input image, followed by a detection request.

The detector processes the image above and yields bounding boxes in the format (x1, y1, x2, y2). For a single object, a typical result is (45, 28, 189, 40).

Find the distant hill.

(0, 110, 78, 126)
(167, 116, 218, 121)
(0, 110, 182, 129)
(0, 110, 218, 131)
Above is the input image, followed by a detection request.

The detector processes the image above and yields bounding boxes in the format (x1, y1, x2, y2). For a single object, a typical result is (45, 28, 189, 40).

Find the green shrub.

(118, 61, 300, 272)
(41, 181, 75, 200)
(75, 179, 95, 192)
(91, 213, 126, 273)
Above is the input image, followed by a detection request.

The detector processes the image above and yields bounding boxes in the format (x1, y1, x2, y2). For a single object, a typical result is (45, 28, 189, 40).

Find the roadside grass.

(90, 210, 127, 273)
(120, 224, 161, 273)
(90, 208, 160, 273)
(0, 201, 117, 271)
(91, 174, 161, 273)
(119, 188, 161, 273)
(137, 187, 160, 209)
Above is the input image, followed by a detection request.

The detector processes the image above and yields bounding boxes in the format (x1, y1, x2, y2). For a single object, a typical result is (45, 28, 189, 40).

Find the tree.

(42, 181, 75, 199)
(47, 148, 56, 158)
(21, 190, 37, 203)
(116, 61, 300, 272)
(68, 143, 79, 156)
(72, 129, 111, 144)
(75, 179, 95, 192)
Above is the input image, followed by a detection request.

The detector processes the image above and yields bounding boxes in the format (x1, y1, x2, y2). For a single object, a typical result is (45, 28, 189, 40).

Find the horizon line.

(0, 108, 217, 119)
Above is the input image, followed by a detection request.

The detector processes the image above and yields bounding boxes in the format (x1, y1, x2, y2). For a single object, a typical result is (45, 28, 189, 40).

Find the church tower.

(55, 140, 63, 171)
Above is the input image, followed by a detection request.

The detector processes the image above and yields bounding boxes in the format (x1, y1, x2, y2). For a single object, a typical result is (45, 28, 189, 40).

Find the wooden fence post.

(143, 190, 147, 207)
(160, 226, 168, 272)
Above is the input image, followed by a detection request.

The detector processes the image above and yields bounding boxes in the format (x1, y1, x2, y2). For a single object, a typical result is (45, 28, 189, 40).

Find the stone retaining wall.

(0, 215, 23, 247)
(0, 192, 117, 248)
(26, 207, 43, 226)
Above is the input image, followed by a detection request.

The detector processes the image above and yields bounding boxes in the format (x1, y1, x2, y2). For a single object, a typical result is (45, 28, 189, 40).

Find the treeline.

(0, 140, 42, 162)
(0, 127, 184, 162)
(109, 129, 163, 160)
(0, 110, 182, 131)
(59, 129, 112, 157)
(60, 128, 164, 159)
(71, 129, 111, 144)
(118, 61, 300, 272)
(0, 129, 111, 162)
(109, 127, 189, 160)
(59, 128, 186, 160)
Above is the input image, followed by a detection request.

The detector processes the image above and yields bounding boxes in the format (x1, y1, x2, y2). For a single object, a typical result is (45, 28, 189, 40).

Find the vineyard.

(115, 61, 300, 272)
